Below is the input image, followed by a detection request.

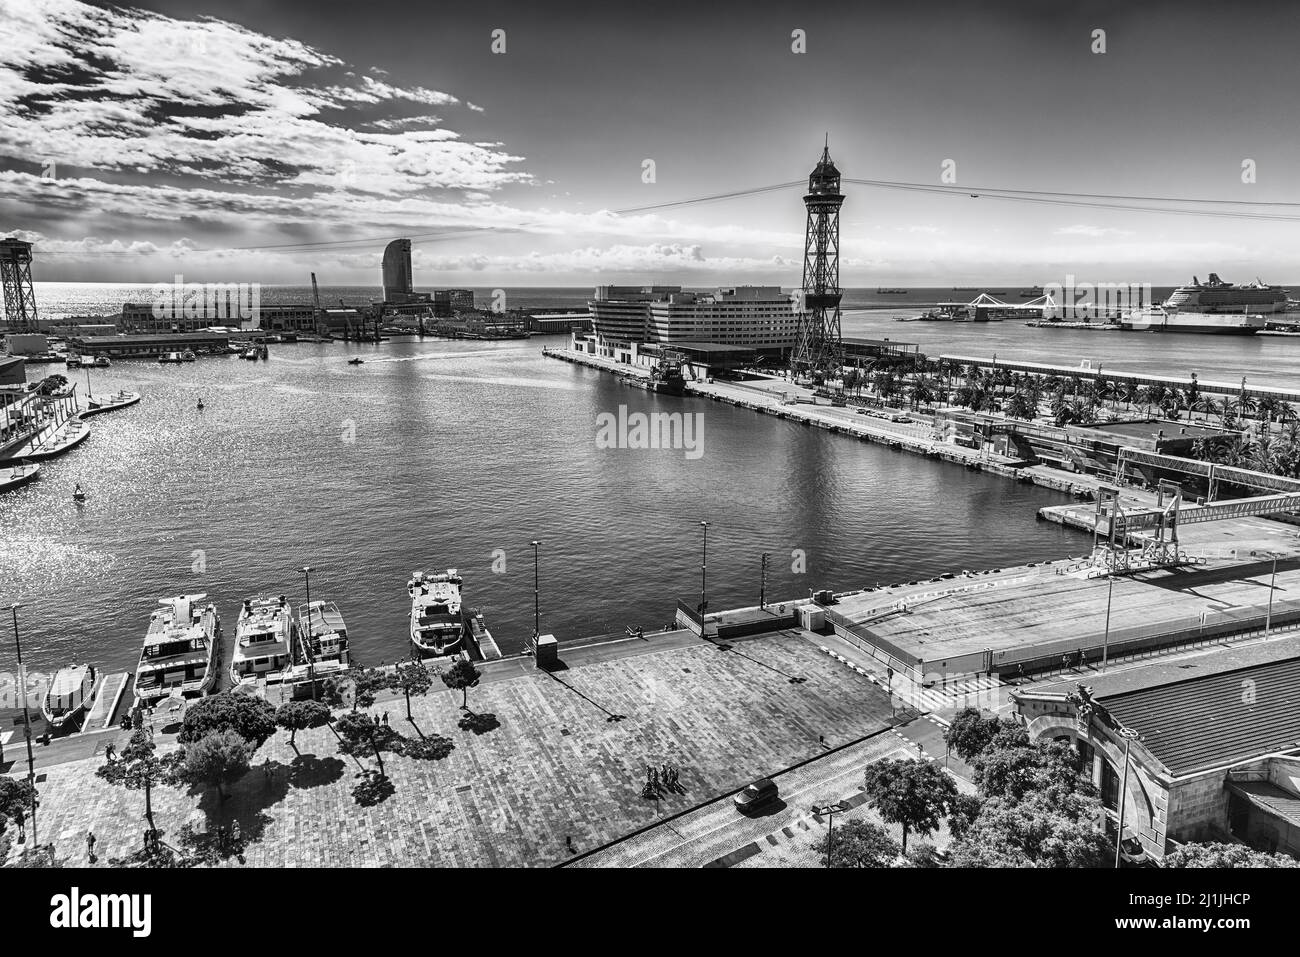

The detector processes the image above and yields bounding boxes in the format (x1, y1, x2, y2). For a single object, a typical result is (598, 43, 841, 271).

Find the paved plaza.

(7, 630, 899, 868)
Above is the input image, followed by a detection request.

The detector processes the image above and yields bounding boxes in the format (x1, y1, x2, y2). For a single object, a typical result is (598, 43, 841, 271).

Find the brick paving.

(8, 631, 896, 868)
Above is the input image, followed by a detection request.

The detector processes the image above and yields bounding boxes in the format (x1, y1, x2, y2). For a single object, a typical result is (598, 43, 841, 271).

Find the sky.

(2, 0, 1299, 287)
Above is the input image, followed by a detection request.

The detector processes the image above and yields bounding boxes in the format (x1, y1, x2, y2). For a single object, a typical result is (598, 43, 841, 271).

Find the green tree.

(972, 738, 1090, 804)
(333, 711, 400, 779)
(819, 820, 901, 868)
(949, 792, 1110, 868)
(441, 658, 481, 711)
(275, 699, 332, 747)
(178, 693, 277, 750)
(861, 759, 957, 853)
(944, 708, 1020, 763)
(1164, 842, 1300, 868)
(179, 730, 252, 801)
(388, 658, 435, 721)
(96, 728, 181, 834)
(0, 777, 38, 838)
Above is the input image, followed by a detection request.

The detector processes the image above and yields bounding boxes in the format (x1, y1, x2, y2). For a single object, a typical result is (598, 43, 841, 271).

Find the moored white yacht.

(408, 569, 465, 657)
(230, 595, 296, 688)
(134, 594, 221, 706)
(41, 664, 97, 730)
(279, 599, 351, 695)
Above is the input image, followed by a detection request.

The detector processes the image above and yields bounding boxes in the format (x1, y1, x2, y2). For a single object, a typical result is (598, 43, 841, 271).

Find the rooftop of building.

(1227, 779, 1300, 828)
(1030, 632, 1300, 776)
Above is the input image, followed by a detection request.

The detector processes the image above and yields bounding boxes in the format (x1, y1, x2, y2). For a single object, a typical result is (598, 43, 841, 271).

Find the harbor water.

(2, 335, 1078, 673)
(8, 280, 1297, 673)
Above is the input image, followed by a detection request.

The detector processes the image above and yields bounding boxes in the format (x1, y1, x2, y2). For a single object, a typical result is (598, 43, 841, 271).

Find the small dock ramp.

(86, 671, 129, 730)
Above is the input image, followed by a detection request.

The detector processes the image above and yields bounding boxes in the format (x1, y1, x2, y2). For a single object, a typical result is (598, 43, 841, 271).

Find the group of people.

(640, 762, 683, 799)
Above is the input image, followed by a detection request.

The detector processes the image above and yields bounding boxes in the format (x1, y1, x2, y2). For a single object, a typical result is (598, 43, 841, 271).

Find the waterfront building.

(71, 331, 230, 359)
(588, 285, 678, 360)
(1012, 634, 1300, 862)
(0, 354, 25, 389)
(588, 285, 796, 361)
(648, 287, 799, 349)
(432, 288, 475, 317)
(382, 238, 415, 302)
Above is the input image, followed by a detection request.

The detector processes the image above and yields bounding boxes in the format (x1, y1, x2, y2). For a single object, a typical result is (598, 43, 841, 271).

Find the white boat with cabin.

(408, 569, 465, 657)
(230, 594, 296, 687)
(134, 594, 221, 705)
(41, 664, 97, 730)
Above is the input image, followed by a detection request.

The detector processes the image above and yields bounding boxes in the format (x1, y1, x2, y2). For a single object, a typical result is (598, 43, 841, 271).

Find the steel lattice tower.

(1, 239, 40, 333)
(789, 141, 844, 379)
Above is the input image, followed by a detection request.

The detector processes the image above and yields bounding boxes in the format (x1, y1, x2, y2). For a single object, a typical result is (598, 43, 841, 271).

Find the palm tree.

(1191, 394, 1215, 423)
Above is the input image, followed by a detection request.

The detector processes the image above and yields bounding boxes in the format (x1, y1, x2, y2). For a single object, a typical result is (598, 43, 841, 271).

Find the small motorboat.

(72, 482, 87, 502)
(41, 663, 97, 731)
(88, 356, 111, 368)
(197, 399, 205, 410)
(181, 351, 197, 362)
(347, 358, 364, 365)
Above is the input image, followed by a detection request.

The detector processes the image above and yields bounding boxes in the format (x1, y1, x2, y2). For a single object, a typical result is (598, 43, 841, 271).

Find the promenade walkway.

(7, 630, 897, 868)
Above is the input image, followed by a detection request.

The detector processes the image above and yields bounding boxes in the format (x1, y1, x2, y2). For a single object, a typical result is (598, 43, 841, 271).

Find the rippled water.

(0, 338, 1080, 673)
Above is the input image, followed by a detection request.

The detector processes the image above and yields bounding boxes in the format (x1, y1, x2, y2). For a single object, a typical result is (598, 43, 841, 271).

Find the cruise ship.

(230, 595, 296, 687)
(408, 569, 465, 657)
(1120, 274, 1282, 334)
(134, 594, 221, 705)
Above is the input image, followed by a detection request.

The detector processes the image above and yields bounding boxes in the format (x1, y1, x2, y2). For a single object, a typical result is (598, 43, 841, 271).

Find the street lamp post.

(530, 540, 541, 645)
(699, 522, 710, 617)
(813, 801, 851, 868)
(9, 604, 37, 844)
(1266, 554, 1278, 638)
(759, 552, 769, 610)
(1101, 571, 1115, 672)
(1113, 726, 1140, 869)
(301, 566, 317, 700)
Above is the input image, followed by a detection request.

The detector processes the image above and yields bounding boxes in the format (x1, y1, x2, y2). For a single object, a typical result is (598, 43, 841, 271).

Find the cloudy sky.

(2, 0, 1299, 287)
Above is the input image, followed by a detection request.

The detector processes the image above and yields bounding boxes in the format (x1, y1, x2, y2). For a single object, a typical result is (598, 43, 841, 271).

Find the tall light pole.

(1101, 571, 1115, 672)
(813, 801, 850, 868)
(699, 522, 710, 617)
(1266, 553, 1279, 638)
(1113, 725, 1140, 868)
(300, 566, 317, 700)
(9, 604, 37, 844)
(530, 540, 541, 644)
(759, 552, 770, 609)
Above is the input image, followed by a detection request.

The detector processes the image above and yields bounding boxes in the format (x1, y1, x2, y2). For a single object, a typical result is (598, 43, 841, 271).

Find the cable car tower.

(1, 239, 40, 333)
(790, 138, 845, 379)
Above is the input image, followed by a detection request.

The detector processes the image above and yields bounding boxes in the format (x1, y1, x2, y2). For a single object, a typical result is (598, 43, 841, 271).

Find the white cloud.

(1053, 224, 1135, 238)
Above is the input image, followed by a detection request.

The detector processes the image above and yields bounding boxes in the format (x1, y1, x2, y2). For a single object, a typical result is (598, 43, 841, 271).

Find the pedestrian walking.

(264, 760, 273, 784)
(382, 711, 389, 726)
(105, 742, 116, 762)
(15, 807, 25, 840)
(86, 831, 96, 862)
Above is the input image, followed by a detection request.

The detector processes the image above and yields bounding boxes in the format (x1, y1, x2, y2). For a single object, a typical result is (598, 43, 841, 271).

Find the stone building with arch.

(1011, 633, 1300, 862)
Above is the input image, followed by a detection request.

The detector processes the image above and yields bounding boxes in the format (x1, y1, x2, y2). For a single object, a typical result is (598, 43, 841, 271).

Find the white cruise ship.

(408, 569, 465, 657)
(1120, 274, 1283, 335)
(1164, 273, 1289, 313)
(230, 595, 296, 687)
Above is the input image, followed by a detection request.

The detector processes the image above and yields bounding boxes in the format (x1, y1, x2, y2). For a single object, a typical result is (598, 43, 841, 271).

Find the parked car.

(734, 778, 779, 813)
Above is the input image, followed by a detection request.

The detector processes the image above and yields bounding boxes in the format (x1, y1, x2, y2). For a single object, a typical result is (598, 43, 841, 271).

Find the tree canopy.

(441, 658, 481, 709)
(178, 693, 277, 749)
(178, 730, 253, 799)
(821, 820, 901, 868)
(275, 699, 332, 745)
(862, 759, 958, 853)
(1164, 842, 1300, 868)
(948, 792, 1111, 868)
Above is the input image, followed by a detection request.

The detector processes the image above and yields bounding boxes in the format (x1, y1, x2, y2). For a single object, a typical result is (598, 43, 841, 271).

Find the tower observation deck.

(790, 141, 845, 378)
(1, 239, 40, 333)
